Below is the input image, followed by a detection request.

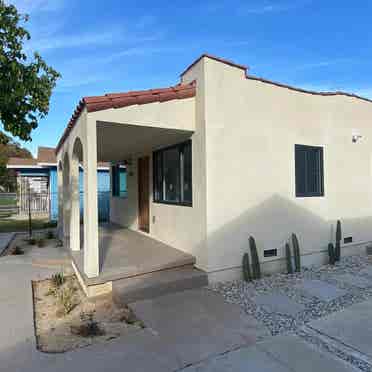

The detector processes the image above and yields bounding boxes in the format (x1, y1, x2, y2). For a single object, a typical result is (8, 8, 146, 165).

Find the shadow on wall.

(206, 194, 372, 273)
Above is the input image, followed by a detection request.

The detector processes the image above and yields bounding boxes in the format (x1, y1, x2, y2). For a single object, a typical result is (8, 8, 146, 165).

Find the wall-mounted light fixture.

(352, 130, 362, 143)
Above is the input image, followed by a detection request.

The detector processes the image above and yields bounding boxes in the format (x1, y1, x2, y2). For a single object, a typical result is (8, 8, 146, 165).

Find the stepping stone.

(296, 280, 347, 302)
(309, 299, 372, 359)
(335, 273, 372, 289)
(359, 266, 372, 277)
(253, 293, 305, 316)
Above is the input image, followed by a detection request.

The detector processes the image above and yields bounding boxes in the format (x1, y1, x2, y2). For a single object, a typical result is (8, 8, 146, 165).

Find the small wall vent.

(344, 236, 353, 244)
(264, 249, 277, 258)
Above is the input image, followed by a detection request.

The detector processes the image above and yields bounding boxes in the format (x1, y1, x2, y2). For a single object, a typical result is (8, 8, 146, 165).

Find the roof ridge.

(180, 53, 249, 77)
(246, 75, 372, 103)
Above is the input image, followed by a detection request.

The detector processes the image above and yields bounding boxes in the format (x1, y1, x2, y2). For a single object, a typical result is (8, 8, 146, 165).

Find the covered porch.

(56, 81, 197, 290)
(71, 223, 196, 286)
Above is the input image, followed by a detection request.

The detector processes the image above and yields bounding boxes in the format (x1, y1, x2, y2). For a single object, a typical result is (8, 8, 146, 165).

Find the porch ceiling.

(97, 121, 193, 162)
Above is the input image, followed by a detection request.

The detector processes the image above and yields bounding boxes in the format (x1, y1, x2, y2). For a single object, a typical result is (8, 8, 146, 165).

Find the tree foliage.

(0, 130, 32, 191)
(0, 1, 60, 142)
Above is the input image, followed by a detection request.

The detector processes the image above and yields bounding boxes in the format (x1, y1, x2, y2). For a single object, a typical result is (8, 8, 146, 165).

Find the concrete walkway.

(0, 246, 367, 372)
(0, 232, 15, 255)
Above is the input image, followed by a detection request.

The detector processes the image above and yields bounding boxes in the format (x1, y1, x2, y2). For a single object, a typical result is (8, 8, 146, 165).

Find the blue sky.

(7, 0, 372, 156)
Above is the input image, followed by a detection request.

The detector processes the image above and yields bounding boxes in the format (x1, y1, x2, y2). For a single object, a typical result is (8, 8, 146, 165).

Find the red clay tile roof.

(37, 146, 57, 164)
(7, 157, 38, 167)
(56, 81, 196, 154)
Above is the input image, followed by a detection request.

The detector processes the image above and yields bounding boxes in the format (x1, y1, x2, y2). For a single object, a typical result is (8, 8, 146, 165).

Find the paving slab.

(296, 279, 347, 302)
(0, 232, 15, 255)
(309, 299, 372, 359)
(253, 293, 305, 316)
(335, 273, 372, 289)
(130, 288, 269, 368)
(258, 334, 357, 372)
(184, 334, 357, 372)
(183, 344, 291, 372)
(359, 266, 372, 277)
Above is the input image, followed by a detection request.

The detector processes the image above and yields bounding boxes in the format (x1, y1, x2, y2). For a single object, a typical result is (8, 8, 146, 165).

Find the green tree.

(0, 130, 32, 191)
(0, 1, 60, 142)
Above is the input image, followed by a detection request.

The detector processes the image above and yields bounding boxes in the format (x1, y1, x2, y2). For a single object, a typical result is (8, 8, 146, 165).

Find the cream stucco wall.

(202, 57, 372, 279)
(106, 86, 208, 270)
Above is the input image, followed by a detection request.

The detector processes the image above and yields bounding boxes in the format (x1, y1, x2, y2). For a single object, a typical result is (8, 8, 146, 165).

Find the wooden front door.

(138, 156, 150, 233)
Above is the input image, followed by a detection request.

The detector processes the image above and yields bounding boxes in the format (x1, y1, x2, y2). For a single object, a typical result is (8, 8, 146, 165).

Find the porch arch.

(70, 137, 83, 252)
(57, 161, 63, 238)
(62, 152, 70, 244)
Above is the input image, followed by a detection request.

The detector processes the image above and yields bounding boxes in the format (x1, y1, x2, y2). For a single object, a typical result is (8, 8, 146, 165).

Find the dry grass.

(33, 275, 144, 353)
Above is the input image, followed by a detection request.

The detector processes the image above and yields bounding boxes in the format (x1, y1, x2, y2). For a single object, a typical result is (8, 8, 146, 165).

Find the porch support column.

(57, 162, 63, 239)
(62, 155, 70, 246)
(83, 119, 99, 277)
(70, 157, 80, 251)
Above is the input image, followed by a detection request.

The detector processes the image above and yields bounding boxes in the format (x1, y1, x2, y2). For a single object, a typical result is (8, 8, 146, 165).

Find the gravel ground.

(208, 255, 372, 336)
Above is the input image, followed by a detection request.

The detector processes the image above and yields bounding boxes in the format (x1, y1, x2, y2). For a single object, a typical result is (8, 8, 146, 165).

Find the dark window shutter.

(295, 145, 307, 196)
(295, 144, 324, 197)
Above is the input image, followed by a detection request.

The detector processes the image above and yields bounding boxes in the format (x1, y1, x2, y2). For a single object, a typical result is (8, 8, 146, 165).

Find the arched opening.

(71, 137, 84, 252)
(62, 152, 70, 244)
(57, 161, 63, 238)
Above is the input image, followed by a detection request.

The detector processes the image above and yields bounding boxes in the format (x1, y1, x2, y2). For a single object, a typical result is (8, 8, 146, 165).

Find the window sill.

(153, 200, 192, 207)
(295, 194, 324, 198)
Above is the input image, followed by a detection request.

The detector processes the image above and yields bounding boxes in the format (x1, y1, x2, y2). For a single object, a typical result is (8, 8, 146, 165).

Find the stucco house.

(56, 54, 372, 298)
(7, 146, 113, 221)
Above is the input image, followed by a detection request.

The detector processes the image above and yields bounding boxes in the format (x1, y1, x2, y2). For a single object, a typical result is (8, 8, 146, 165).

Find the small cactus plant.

(292, 233, 301, 272)
(242, 253, 252, 282)
(285, 243, 293, 274)
(328, 243, 336, 265)
(335, 220, 342, 262)
(249, 236, 261, 280)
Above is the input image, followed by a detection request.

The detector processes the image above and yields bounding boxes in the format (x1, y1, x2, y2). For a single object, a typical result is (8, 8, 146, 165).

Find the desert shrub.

(51, 272, 65, 288)
(328, 243, 336, 265)
(249, 236, 261, 280)
(57, 284, 76, 316)
(285, 243, 293, 274)
(71, 311, 105, 337)
(242, 252, 252, 282)
(12, 246, 24, 255)
(292, 233, 301, 273)
(335, 220, 342, 262)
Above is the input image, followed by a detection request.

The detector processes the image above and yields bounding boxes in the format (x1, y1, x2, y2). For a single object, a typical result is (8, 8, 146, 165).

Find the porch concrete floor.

(71, 224, 196, 285)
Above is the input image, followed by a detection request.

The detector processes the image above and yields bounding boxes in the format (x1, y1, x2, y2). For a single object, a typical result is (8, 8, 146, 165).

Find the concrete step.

(112, 265, 208, 304)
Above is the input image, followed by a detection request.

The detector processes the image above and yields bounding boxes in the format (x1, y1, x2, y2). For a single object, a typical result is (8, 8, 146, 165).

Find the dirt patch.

(33, 275, 144, 353)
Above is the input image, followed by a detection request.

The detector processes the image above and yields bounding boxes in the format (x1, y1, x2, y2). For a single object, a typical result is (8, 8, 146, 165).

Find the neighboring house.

(7, 146, 113, 221)
(56, 53, 372, 296)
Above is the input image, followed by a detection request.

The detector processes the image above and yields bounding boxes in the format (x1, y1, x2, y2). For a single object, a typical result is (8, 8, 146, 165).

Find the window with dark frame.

(295, 144, 324, 197)
(111, 165, 127, 197)
(153, 140, 192, 206)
